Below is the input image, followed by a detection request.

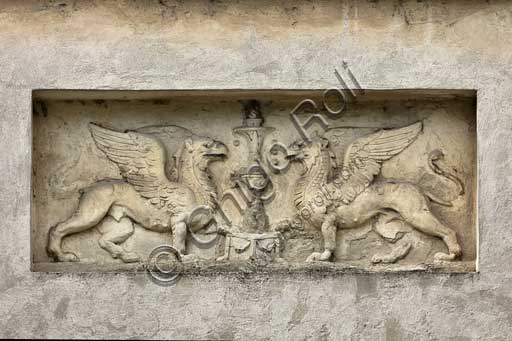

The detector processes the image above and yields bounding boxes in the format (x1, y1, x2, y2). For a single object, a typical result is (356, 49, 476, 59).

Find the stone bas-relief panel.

(31, 90, 477, 273)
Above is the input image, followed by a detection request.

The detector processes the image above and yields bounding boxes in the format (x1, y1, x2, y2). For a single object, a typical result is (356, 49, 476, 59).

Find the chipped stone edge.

(32, 260, 476, 275)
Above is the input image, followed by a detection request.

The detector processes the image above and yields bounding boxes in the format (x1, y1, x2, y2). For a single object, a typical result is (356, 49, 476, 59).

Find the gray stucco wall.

(0, 1, 511, 339)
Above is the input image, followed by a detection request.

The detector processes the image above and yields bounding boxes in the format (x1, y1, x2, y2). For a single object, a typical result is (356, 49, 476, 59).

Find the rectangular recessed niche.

(31, 90, 477, 273)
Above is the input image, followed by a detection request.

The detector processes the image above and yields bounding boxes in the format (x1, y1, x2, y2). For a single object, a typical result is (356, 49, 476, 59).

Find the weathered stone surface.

(1, 0, 512, 339)
(32, 90, 476, 271)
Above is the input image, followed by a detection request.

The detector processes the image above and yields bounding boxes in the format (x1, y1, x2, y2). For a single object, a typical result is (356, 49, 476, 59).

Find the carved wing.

(89, 123, 187, 212)
(332, 122, 423, 204)
(136, 125, 195, 181)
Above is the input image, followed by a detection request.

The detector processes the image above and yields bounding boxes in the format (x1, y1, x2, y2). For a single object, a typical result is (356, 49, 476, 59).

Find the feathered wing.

(136, 125, 195, 181)
(332, 122, 423, 204)
(89, 123, 187, 213)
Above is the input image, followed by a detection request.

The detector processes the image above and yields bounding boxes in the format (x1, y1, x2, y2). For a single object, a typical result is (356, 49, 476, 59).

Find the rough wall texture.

(0, 0, 511, 339)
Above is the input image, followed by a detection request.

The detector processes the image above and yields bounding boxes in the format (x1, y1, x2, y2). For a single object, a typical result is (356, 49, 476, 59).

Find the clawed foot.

(216, 254, 229, 262)
(120, 252, 141, 263)
(271, 219, 292, 232)
(57, 252, 80, 262)
(371, 255, 385, 264)
(306, 252, 321, 262)
(370, 254, 401, 264)
(434, 252, 459, 262)
(306, 250, 332, 262)
(434, 241, 462, 262)
(435, 234, 462, 262)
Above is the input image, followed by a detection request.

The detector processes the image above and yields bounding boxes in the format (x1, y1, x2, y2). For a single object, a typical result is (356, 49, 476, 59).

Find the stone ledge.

(32, 260, 476, 275)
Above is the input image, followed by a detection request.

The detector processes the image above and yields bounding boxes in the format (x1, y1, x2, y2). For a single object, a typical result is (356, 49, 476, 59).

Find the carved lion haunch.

(47, 123, 228, 262)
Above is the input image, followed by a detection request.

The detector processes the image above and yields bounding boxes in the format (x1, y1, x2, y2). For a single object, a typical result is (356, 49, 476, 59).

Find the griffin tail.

(424, 149, 465, 206)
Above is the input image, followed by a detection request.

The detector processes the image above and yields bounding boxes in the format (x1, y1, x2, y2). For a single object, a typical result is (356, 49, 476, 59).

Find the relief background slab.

(31, 90, 476, 272)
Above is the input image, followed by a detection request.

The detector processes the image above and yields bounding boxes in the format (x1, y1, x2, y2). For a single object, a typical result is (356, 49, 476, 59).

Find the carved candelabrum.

(215, 101, 285, 263)
(230, 100, 276, 233)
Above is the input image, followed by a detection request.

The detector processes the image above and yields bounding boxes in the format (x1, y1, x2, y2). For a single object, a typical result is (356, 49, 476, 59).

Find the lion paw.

(120, 252, 141, 263)
(271, 219, 291, 232)
(371, 255, 384, 264)
(306, 252, 322, 262)
(306, 250, 332, 262)
(371, 254, 399, 264)
(58, 252, 79, 262)
(216, 254, 229, 262)
(434, 252, 458, 262)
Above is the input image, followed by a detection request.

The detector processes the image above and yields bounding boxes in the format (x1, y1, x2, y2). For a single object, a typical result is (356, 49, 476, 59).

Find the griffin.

(286, 122, 462, 262)
(47, 123, 227, 262)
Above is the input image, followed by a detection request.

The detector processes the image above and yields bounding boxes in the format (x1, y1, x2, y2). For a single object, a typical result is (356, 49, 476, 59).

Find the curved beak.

(215, 142, 228, 157)
(206, 141, 228, 159)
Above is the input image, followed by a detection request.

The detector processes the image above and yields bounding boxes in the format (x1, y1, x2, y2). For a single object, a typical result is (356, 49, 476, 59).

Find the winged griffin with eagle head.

(286, 122, 462, 263)
(47, 123, 227, 263)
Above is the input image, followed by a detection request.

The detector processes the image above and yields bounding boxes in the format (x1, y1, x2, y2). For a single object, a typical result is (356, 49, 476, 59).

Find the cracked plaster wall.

(0, 0, 511, 339)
